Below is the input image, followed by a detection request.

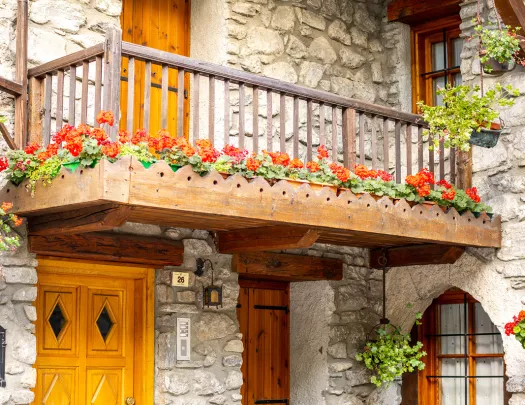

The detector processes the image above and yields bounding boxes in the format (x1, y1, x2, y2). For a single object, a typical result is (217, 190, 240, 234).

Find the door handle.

(125, 398, 135, 405)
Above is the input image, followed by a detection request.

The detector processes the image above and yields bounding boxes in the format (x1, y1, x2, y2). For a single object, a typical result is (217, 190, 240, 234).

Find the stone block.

(12, 287, 37, 302)
(339, 47, 366, 69)
(157, 333, 177, 370)
(328, 20, 351, 46)
(224, 339, 244, 353)
(308, 37, 337, 64)
(23, 306, 36, 322)
(225, 370, 243, 390)
(94, 0, 122, 17)
(246, 27, 284, 55)
(2, 267, 37, 285)
(498, 222, 525, 261)
(300, 9, 326, 31)
(160, 370, 190, 395)
(263, 62, 298, 84)
(194, 313, 237, 341)
(194, 370, 225, 395)
(183, 239, 213, 256)
(270, 6, 295, 32)
(286, 35, 307, 59)
(232, 2, 260, 17)
(222, 354, 243, 367)
(30, 0, 86, 33)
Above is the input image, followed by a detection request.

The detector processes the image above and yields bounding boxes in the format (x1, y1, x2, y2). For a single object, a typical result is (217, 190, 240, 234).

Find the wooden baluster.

(406, 124, 412, 176)
(94, 56, 102, 128)
(126, 57, 135, 132)
(103, 29, 121, 139)
(28, 77, 44, 144)
(450, 147, 456, 185)
(193, 73, 200, 145)
(161, 64, 168, 130)
(383, 118, 389, 172)
(439, 139, 445, 181)
(56, 69, 64, 130)
(81, 60, 89, 124)
(429, 135, 435, 187)
(332, 106, 337, 161)
(144, 61, 151, 132)
(293, 96, 299, 159)
(371, 115, 377, 170)
(253, 86, 259, 153)
(307, 99, 313, 162)
(417, 126, 423, 171)
(359, 112, 365, 164)
(342, 107, 356, 169)
(266, 90, 272, 152)
(178, 68, 185, 138)
(69, 65, 76, 126)
(395, 120, 401, 183)
(224, 79, 230, 145)
(42, 73, 52, 146)
(238, 83, 245, 149)
(209, 75, 215, 143)
(280, 93, 285, 152)
(319, 103, 325, 146)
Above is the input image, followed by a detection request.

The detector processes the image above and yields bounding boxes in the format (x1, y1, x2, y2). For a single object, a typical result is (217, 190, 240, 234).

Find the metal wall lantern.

(196, 258, 223, 308)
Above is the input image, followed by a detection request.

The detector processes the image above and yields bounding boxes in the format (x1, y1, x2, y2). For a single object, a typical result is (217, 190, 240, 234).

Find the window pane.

(475, 358, 504, 405)
(475, 303, 503, 354)
(433, 76, 446, 106)
(451, 38, 463, 67)
(432, 41, 446, 71)
(440, 303, 467, 354)
(441, 358, 469, 405)
(453, 73, 462, 86)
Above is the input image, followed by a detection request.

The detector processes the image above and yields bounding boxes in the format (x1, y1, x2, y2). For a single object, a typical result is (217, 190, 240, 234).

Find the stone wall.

(153, 228, 244, 405)
(0, 226, 37, 405)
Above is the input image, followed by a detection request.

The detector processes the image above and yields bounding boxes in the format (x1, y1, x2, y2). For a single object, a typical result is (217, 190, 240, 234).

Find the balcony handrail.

(121, 42, 426, 127)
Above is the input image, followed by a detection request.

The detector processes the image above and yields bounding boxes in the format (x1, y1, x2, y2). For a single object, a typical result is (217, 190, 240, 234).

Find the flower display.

(505, 310, 525, 349)
(0, 111, 493, 216)
(0, 201, 22, 251)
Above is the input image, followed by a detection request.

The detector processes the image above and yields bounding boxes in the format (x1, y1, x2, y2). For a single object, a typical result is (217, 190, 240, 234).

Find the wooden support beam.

(29, 232, 184, 266)
(29, 204, 132, 236)
(369, 244, 465, 269)
(217, 226, 320, 253)
(0, 123, 15, 150)
(387, 0, 461, 24)
(14, 0, 28, 148)
(233, 252, 343, 282)
(494, 0, 525, 53)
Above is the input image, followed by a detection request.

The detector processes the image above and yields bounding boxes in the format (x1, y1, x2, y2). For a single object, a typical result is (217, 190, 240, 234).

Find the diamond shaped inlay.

(48, 298, 69, 340)
(96, 304, 115, 342)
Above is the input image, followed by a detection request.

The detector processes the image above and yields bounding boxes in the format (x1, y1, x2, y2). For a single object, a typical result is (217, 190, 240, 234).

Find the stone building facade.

(0, 0, 523, 404)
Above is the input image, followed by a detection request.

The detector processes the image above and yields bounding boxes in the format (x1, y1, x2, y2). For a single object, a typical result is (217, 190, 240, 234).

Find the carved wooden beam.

(217, 226, 320, 253)
(387, 0, 461, 24)
(369, 244, 465, 269)
(29, 204, 132, 236)
(29, 232, 184, 266)
(494, 0, 525, 53)
(233, 252, 343, 282)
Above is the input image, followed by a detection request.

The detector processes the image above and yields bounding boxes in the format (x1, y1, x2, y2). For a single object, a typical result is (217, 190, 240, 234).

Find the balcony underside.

(1, 157, 501, 250)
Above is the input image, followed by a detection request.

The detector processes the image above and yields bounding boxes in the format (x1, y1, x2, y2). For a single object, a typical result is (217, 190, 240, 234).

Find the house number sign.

(0, 326, 6, 387)
(176, 318, 191, 361)
(171, 272, 190, 287)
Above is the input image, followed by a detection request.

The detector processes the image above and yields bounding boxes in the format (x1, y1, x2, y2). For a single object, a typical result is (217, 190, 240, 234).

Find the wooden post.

(27, 77, 44, 144)
(103, 28, 122, 140)
(457, 149, 473, 189)
(14, 0, 28, 148)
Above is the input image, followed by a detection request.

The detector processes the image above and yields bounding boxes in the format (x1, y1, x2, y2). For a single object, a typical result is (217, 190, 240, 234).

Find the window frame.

(418, 289, 510, 405)
(411, 15, 463, 112)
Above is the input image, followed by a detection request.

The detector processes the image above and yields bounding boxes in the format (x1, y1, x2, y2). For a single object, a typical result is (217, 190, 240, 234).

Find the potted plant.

(473, 20, 524, 74)
(355, 312, 427, 387)
(505, 310, 525, 349)
(418, 84, 519, 150)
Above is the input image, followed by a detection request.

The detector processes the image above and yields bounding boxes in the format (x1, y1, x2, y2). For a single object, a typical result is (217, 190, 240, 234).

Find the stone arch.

(385, 252, 525, 401)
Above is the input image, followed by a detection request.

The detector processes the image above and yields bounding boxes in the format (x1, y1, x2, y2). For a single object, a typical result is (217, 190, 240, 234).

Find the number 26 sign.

(171, 272, 190, 287)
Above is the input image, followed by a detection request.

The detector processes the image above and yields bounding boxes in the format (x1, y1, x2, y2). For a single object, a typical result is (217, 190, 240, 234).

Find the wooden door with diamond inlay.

(33, 260, 148, 405)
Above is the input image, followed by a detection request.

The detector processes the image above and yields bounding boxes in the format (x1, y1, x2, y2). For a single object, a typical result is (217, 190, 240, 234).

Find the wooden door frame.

(35, 256, 155, 405)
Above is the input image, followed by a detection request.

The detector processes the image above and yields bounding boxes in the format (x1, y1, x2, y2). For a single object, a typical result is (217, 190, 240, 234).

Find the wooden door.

(120, 0, 191, 136)
(238, 280, 290, 405)
(33, 259, 154, 405)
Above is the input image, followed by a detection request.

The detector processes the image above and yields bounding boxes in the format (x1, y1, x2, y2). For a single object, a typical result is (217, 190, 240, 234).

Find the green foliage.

(418, 84, 519, 151)
(27, 153, 67, 195)
(0, 203, 21, 252)
(120, 143, 156, 163)
(514, 321, 525, 348)
(77, 137, 102, 167)
(473, 21, 522, 70)
(355, 312, 426, 387)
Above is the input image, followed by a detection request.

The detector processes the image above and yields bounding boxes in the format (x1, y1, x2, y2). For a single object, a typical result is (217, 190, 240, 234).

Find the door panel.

(34, 265, 140, 405)
(238, 281, 290, 405)
(120, 0, 191, 136)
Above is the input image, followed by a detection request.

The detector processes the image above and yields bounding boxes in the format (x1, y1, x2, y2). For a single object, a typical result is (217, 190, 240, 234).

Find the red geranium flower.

(91, 128, 108, 145)
(102, 142, 121, 159)
(466, 187, 481, 203)
(96, 110, 115, 126)
(118, 130, 131, 143)
(24, 142, 40, 155)
(246, 157, 261, 172)
(306, 161, 320, 173)
(132, 129, 149, 145)
(289, 158, 304, 169)
(317, 145, 329, 160)
(0, 157, 8, 172)
(442, 189, 456, 201)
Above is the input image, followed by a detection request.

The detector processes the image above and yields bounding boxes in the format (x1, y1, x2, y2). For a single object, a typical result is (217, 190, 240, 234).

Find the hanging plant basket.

(483, 57, 516, 75)
(469, 127, 501, 148)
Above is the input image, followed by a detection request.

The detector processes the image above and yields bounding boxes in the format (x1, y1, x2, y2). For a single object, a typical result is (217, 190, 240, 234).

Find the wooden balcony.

(0, 30, 501, 266)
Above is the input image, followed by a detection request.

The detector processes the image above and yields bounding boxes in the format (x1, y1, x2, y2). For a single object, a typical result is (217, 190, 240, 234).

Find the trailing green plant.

(0, 202, 22, 251)
(472, 20, 524, 71)
(355, 312, 426, 387)
(418, 84, 519, 151)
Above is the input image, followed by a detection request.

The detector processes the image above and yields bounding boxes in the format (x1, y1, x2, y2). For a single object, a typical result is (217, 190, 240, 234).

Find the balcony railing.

(24, 29, 467, 187)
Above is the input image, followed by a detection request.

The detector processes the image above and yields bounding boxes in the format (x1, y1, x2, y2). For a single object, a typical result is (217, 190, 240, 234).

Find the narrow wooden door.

(33, 260, 152, 405)
(120, 0, 191, 136)
(238, 280, 290, 405)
